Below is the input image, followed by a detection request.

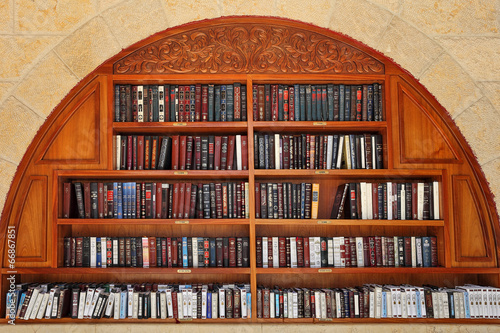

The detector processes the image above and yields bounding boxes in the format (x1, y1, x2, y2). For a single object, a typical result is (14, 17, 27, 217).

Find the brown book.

(220, 136, 228, 170)
(228, 237, 236, 267)
(214, 136, 222, 170)
(195, 84, 202, 122)
(257, 288, 263, 318)
(412, 183, 418, 220)
(234, 83, 241, 121)
(362, 84, 368, 121)
(256, 236, 263, 267)
(125, 237, 132, 267)
(404, 236, 412, 267)
(194, 136, 201, 170)
(201, 85, 208, 121)
(178, 182, 186, 219)
(137, 135, 145, 170)
(171, 135, 179, 170)
(257, 85, 265, 121)
(226, 135, 235, 170)
(431, 236, 438, 267)
(149, 236, 157, 267)
(236, 237, 243, 267)
(240, 135, 248, 170)
(374, 236, 382, 267)
(179, 135, 187, 170)
(83, 182, 91, 218)
(372, 182, 378, 219)
(63, 182, 72, 218)
(144, 136, 151, 170)
(98, 182, 104, 219)
(156, 182, 163, 219)
(278, 237, 286, 267)
(183, 183, 191, 219)
(262, 288, 270, 318)
(151, 136, 159, 169)
(296, 236, 304, 267)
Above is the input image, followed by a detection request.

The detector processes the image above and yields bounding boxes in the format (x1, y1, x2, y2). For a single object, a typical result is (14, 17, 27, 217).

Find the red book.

(167, 237, 172, 267)
(189, 184, 197, 218)
(283, 86, 289, 121)
(172, 183, 180, 218)
(161, 238, 167, 267)
(412, 183, 418, 219)
(271, 85, 278, 121)
(171, 135, 179, 170)
(156, 182, 162, 219)
(63, 182, 72, 218)
(132, 85, 138, 121)
(267, 237, 273, 267)
(220, 136, 228, 170)
(195, 84, 202, 122)
(137, 135, 144, 170)
(127, 135, 133, 170)
(254, 182, 261, 219)
(363, 236, 370, 267)
(252, 84, 259, 121)
(304, 237, 310, 267)
(185, 136, 193, 170)
(214, 136, 222, 170)
(278, 237, 286, 267)
(149, 237, 157, 267)
(178, 86, 185, 122)
(215, 183, 223, 219)
(201, 85, 208, 121)
(404, 237, 412, 267)
(344, 237, 351, 267)
(228, 237, 237, 267)
(256, 237, 262, 267)
(241, 135, 248, 170)
(172, 290, 178, 318)
(194, 136, 201, 170)
(150, 136, 158, 169)
(98, 182, 104, 218)
(178, 182, 186, 219)
(374, 236, 382, 267)
(234, 83, 241, 121)
(83, 182, 91, 218)
(171, 238, 178, 267)
(372, 182, 378, 219)
(179, 135, 187, 170)
(185, 85, 192, 122)
(431, 236, 438, 267)
(183, 183, 191, 219)
(144, 136, 151, 170)
(226, 135, 235, 170)
(289, 86, 295, 121)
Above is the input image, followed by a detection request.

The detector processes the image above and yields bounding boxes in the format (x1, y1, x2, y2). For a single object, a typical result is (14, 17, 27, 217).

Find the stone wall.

(0, 0, 499, 331)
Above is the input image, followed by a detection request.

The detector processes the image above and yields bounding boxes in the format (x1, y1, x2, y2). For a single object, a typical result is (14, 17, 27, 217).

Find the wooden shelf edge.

(255, 267, 500, 274)
(0, 318, 252, 324)
(253, 121, 387, 130)
(255, 219, 445, 227)
(253, 169, 443, 178)
(113, 121, 248, 131)
(55, 170, 249, 179)
(1, 267, 251, 275)
(57, 218, 250, 225)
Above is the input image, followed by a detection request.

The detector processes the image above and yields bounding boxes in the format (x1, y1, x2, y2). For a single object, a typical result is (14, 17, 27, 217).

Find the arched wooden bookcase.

(1, 16, 499, 323)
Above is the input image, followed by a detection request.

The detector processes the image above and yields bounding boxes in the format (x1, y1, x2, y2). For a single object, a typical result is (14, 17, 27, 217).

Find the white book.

(241, 288, 247, 319)
(177, 292, 183, 319)
(90, 237, 97, 268)
(360, 136, 366, 169)
(393, 236, 399, 267)
(115, 135, 121, 170)
(244, 182, 250, 218)
(113, 291, 121, 319)
(181, 289, 189, 318)
(371, 136, 376, 169)
(36, 292, 50, 319)
(411, 236, 417, 267)
(387, 182, 393, 220)
(355, 237, 364, 267)
(335, 135, 344, 169)
(201, 289, 207, 319)
(83, 287, 95, 319)
(160, 292, 167, 319)
(270, 291, 275, 318)
(292, 290, 298, 319)
(262, 237, 269, 268)
(158, 85, 165, 122)
(192, 238, 198, 268)
(417, 183, 424, 220)
(374, 285, 382, 319)
(89, 288, 103, 319)
(137, 85, 144, 122)
(328, 237, 335, 267)
(150, 291, 157, 319)
(313, 237, 321, 268)
(76, 289, 86, 319)
(236, 135, 242, 170)
(191, 290, 197, 319)
(433, 181, 440, 219)
(369, 288, 375, 318)
(101, 237, 107, 268)
(104, 292, 115, 318)
(212, 292, 218, 319)
(335, 291, 342, 318)
(320, 291, 327, 319)
(353, 291, 360, 318)
(386, 290, 392, 318)
(274, 134, 281, 169)
(366, 182, 373, 219)
(431, 290, 440, 318)
(441, 291, 449, 318)
(219, 288, 225, 318)
(415, 237, 423, 267)
(344, 135, 351, 169)
(272, 237, 279, 268)
(132, 291, 139, 319)
(174, 86, 179, 121)
(25, 287, 41, 320)
(127, 286, 134, 318)
(400, 289, 407, 318)
(314, 290, 321, 318)
(282, 291, 288, 318)
(401, 184, 406, 220)
(416, 287, 426, 318)
(309, 237, 316, 268)
(290, 237, 297, 268)
(360, 182, 367, 219)
(333, 237, 341, 267)
(166, 289, 173, 318)
(326, 135, 333, 169)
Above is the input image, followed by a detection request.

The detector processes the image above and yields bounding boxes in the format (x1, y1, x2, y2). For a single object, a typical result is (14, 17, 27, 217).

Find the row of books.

(115, 84, 247, 122)
(63, 236, 250, 268)
(331, 181, 441, 220)
(254, 133, 383, 170)
(256, 284, 499, 319)
(8, 282, 251, 320)
(256, 236, 438, 269)
(252, 83, 383, 121)
(254, 182, 319, 219)
(115, 134, 248, 171)
(64, 181, 249, 219)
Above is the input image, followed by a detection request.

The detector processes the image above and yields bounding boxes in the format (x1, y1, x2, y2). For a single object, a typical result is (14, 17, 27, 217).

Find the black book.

(202, 184, 211, 218)
(74, 182, 85, 218)
(157, 136, 172, 170)
(198, 238, 205, 268)
(209, 238, 217, 267)
(90, 182, 98, 218)
(201, 136, 209, 170)
(187, 237, 193, 268)
(156, 238, 162, 267)
(82, 237, 90, 267)
(330, 183, 349, 219)
(320, 237, 328, 267)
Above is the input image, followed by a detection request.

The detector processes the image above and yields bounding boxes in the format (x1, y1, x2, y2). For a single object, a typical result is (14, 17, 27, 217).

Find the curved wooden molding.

(114, 20, 384, 75)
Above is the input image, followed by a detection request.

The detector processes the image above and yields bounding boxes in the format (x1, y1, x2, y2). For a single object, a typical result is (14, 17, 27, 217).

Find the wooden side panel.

(395, 81, 461, 165)
(9, 176, 47, 263)
(452, 175, 496, 266)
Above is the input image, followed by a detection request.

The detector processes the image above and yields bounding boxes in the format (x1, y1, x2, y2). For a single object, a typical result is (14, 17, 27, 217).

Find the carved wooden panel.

(38, 82, 101, 164)
(452, 175, 495, 266)
(114, 22, 384, 75)
(397, 82, 460, 164)
(9, 176, 47, 264)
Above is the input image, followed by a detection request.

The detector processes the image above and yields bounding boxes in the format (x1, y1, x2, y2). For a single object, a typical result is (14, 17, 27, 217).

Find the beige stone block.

(478, 81, 500, 112)
(104, 0, 169, 48)
(0, 82, 15, 102)
(328, 0, 393, 48)
(378, 17, 443, 78)
(0, 36, 58, 79)
(400, 0, 499, 35)
(0, 97, 43, 164)
(482, 158, 500, 214)
(161, 0, 221, 28)
(99, 0, 125, 11)
(0, 0, 13, 32)
(436, 37, 500, 82)
(221, 0, 276, 17)
(420, 53, 482, 118)
(276, 0, 334, 28)
(0, 159, 17, 204)
(55, 17, 121, 79)
(0, 324, 95, 333)
(369, 0, 401, 14)
(15, 0, 95, 33)
(455, 98, 500, 165)
(13, 52, 78, 118)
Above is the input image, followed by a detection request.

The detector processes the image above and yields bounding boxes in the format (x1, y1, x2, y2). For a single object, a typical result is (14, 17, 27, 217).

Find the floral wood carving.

(114, 24, 384, 74)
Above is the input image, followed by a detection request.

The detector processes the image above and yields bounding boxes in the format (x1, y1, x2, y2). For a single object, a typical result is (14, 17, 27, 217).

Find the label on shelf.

(175, 220, 190, 224)
(318, 318, 333, 322)
(315, 170, 329, 174)
(317, 220, 332, 224)
(318, 269, 332, 273)
(177, 269, 192, 273)
(173, 122, 187, 126)
(313, 122, 326, 126)
(174, 171, 188, 175)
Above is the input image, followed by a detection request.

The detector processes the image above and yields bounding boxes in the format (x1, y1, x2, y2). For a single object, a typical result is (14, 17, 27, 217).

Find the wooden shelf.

(255, 219, 445, 227)
(56, 170, 249, 180)
(113, 121, 247, 135)
(57, 218, 250, 225)
(253, 121, 387, 132)
(253, 169, 443, 179)
(255, 267, 500, 275)
(2, 267, 251, 275)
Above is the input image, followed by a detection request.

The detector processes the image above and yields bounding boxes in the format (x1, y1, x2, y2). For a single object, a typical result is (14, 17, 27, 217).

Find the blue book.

(247, 292, 251, 318)
(117, 183, 123, 219)
(339, 84, 345, 121)
(345, 85, 351, 121)
(381, 290, 387, 317)
(294, 84, 300, 121)
(122, 182, 128, 219)
(316, 85, 322, 120)
(299, 85, 306, 121)
(207, 292, 212, 318)
(113, 182, 118, 218)
(275, 292, 280, 318)
(367, 84, 374, 121)
(305, 85, 312, 121)
(422, 236, 431, 267)
(120, 290, 127, 318)
(169, 86, 176, 122)
(463, 290, 471, 318)
(209, 238, 216, 266)
(327, 84, 334, 121)
(278, 85, 284, 121)
(208, 84, 214, 121)
(415, 289, 421, 318)
(114, 85, 120, 122)
(220, 85, 227, 121)
(214, 85, 221, 121)
(96, 237, 102, 268)
(182, 237, 188, 268)
(131, 182, 136, 218)
(226, 84, 234, 121)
